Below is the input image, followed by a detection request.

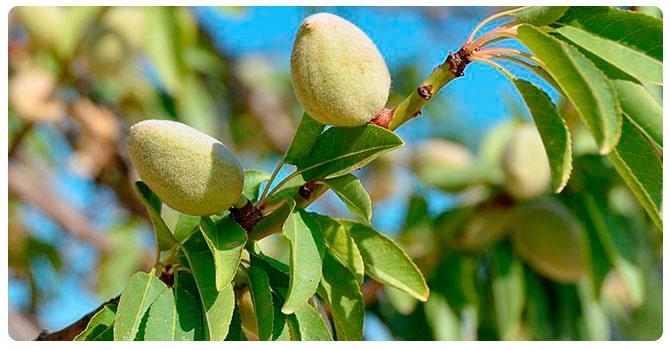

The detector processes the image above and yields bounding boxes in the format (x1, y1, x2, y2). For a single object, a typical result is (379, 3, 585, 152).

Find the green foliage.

(75, 304, 117, 341)
(60, 5, 661, 342)
(114, 271, 168, 340)
(517, 24, 621, 155)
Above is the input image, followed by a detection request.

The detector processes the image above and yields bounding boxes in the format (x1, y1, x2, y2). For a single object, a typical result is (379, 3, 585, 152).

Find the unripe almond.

(501, 124, 551, 200)
(411, 139, 476, 192)
(291, 13, 391, 127)
(510, 199, 586, 283)
(128, 120, 244, 216)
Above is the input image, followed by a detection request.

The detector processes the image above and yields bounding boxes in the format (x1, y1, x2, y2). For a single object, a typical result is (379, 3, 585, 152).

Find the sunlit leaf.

(513, 79, 572, 192)
(322, 174, 372, 222)
(243, 169, 271, 203)
(311, 213, 365, 283)
(340, 220, 429, 301)
(281, 208, 325, 314)
(517, 24, 621, 154)
(608, 118, 662, 230)
(514, 6, 569, 26)
(298, 124, 403, 180)
(555, 6, 662, 84)
(286, 301, 333, 340)
(285, 113, 325, 166)
(199, 216, 246, 291)
(75, 304, 117, 341)
(114, 270, 168, 340)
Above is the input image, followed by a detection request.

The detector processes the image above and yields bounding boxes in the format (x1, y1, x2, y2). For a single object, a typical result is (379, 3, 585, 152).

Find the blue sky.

(10, 6, 559, 339)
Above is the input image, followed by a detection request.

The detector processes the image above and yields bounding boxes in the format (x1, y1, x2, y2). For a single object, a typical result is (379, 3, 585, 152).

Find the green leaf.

(271, 293, 291, 340)
(249, 198, 295, 240)
(225, 301, 247, 341)
(243, 169, 271, 203)
(285, 113, 326, 166)
(247, 265, 275, 340)
(322, 174, 372, 222)
(75, 304, 116, 341)
(340, 220, 429, 301)
(611, 80, 662, 148)
(385, 286, 419, 315)
(514, 6, 569, 25)
(490, 245, 525, 340)
(317, 252, 364, 340)
(114, 271, 168, 340)
(298, 124, 404, 181)
(287, 302, 333, 340)
(145, 7, 184, 94)
(281, 208, 325, 314)
(134, 181, 177, 251)
(311, 214, 365, 283)
(517, 24, 621, 154)
(142, 272, 203, 340)
(424, 293, 461, 341)
(608, 118, 662, 230)
(199, 216, 247, 291)
(173, 214, 200, 243)
(555, 6, 662, 84)
(513, 79, 573, 192)
(179, 232, 236, 340)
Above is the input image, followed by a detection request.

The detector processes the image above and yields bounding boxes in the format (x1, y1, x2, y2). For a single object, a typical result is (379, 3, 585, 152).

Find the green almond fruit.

(510, 199, 586, 283)
(411, 139, 478, 192)
(128, 119, 244, 216)
(502, 124, 551, 201)
(291, 12, 391, 127)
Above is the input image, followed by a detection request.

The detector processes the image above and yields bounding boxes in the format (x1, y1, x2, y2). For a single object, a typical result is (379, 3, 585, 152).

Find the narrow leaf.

(311, 213, 365, 283)
(247, 265, 275, 340)
(611, 80, 662, 148)
(517, 24, 621, 154)
(135, 181, 177, 251)
(322, 174, 372, 222)
(114, 271, 168, 340)
(287, 302, 333, 340)
(317, 252, 364, 340)
(199, 216, 247, 291)
(285, 113, 326, 165)
(608, 118, 662, 230)
(243, 169, 271, 203)
(555, 6, 662, 84)
(281, 209, 325, 314)
(225, 302, 247, 340)
(513, 79, 573, 192)
(179, 232, 236, 340)
(75, 304, 116, 341)
(298, 124, 404, 180)
(340, 220, 429, 301)
(514, 6, 569, 25)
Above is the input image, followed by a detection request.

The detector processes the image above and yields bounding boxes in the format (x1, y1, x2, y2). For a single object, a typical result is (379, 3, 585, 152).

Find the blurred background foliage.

(7, 6, 662, 340)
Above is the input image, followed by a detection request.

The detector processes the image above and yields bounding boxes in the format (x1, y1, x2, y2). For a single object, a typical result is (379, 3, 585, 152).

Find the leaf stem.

(465, 7, 522, 45)
(468, 55, 517, 80)
(258, 157, 286, 206)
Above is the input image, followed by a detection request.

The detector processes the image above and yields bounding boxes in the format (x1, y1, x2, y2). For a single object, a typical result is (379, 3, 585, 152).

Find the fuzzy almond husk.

(502, 124, 551, 201)
(128, 119, 244, 216)
(291, 13, 391, 127)
(511, 199, 586, 283)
